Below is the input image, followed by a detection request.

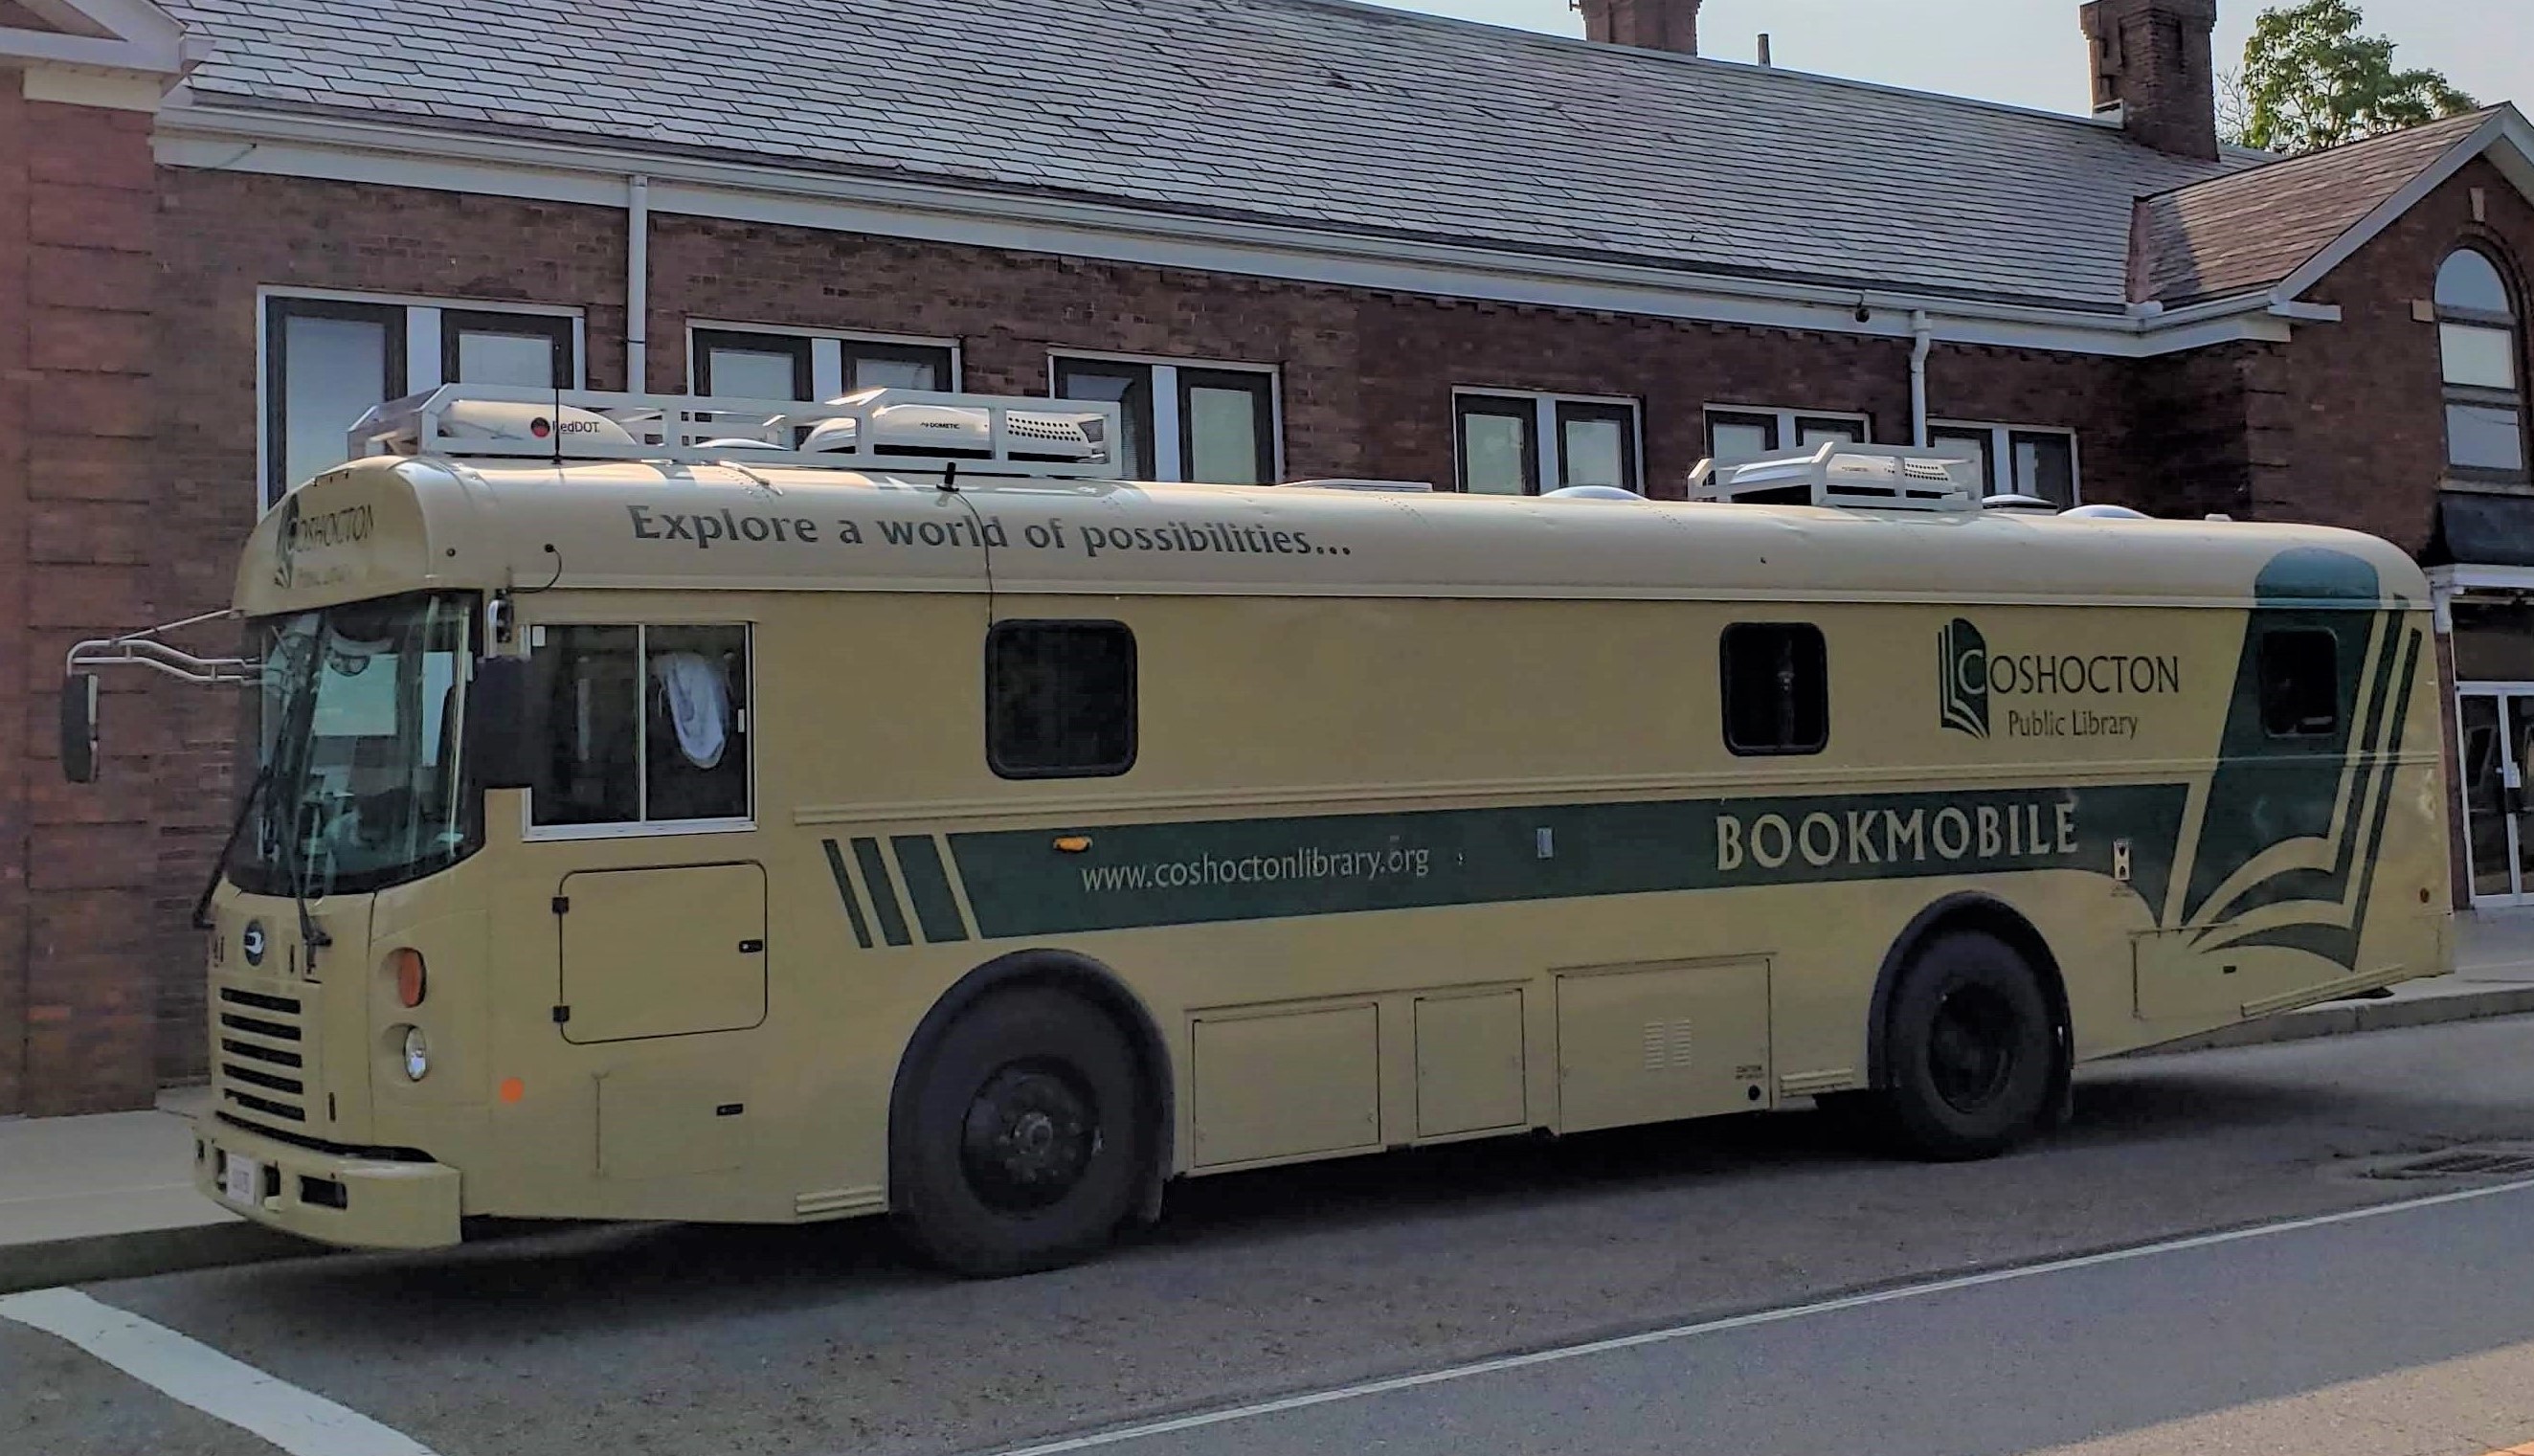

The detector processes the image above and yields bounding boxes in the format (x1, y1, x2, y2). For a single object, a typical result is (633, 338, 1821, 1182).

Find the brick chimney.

(2079, 0, 2220, 161)
(1576, 0, 1700, 57)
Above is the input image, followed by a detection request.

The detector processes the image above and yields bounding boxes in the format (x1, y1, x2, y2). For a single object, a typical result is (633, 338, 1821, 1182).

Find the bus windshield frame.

(231, 591, 482, 900)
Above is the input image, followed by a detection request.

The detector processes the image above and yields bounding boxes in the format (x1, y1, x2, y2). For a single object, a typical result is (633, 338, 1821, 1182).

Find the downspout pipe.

(626, 174, 651, 393)
(1909, 309, 1934, 447)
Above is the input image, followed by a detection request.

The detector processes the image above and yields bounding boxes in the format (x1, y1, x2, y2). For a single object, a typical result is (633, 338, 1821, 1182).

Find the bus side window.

(527, 623, 751, 826)
(1720, 622, 1828, 757)
(644, 625, 750, 821)
(528, 626, 640, 826)
(2258, 629, 2340, 737)
(987, 620, 1136, 778)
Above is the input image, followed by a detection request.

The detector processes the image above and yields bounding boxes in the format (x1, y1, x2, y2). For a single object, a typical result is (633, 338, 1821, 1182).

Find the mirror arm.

(66, 610, 258, 685)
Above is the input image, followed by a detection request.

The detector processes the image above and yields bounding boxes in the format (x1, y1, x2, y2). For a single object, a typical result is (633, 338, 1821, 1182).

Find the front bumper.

(193, 1116, 462, 1250)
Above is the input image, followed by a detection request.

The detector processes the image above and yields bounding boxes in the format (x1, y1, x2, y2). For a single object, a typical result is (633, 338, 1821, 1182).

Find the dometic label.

(1940, 617, 2182, 742)
(941, 785, 2188, 939)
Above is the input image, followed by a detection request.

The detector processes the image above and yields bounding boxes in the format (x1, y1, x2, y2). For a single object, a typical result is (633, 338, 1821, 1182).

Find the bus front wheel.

(1874, 930, 2056, 1161)
(893, 988, 1152, 1278)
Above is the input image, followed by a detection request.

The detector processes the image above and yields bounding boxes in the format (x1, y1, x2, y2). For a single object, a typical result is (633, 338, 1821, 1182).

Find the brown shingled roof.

(2132, 108, 2506, 307)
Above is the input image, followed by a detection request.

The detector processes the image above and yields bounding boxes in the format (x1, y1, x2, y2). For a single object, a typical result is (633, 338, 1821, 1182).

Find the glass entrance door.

(2459, 688, 2534, 905)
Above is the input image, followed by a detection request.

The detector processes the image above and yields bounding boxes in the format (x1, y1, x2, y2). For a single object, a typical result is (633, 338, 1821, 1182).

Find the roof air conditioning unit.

(433, 399, 639, 451)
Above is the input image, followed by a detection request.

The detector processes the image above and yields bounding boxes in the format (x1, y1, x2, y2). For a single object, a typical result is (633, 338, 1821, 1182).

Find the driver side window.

(527, 623, 751, 830)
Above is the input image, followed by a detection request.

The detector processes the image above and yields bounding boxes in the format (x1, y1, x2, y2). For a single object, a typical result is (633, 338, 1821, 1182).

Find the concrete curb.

(2130, 984, 2534, 1057)
(0, 1220, 314, 1296)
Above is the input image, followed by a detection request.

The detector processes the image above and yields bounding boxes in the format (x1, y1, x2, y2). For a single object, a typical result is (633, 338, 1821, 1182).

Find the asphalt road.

(13, 1016, 2534, 1456)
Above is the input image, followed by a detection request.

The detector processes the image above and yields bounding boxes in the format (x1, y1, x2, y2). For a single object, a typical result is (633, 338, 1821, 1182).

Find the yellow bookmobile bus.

(63, 387, 2451, 1276)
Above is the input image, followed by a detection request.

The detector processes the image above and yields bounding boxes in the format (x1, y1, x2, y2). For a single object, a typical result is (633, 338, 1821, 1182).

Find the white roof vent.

(1689, 442, 1981, 513)
(2062, 504, 2149, 520)
(1984, 493, 2057, 513)
(799, 392, 1107, 462)
(1542, 485, 1644, 501)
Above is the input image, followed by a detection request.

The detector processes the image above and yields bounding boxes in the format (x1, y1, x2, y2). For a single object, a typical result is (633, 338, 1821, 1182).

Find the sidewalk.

(5, 913, 2534, 1295)
(0, 1086, 301, 1294)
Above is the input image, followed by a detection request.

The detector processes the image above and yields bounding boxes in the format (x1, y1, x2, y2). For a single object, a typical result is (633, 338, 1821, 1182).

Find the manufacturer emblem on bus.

(1940, 617, 1990, 739)
(241, 920, 267, 968)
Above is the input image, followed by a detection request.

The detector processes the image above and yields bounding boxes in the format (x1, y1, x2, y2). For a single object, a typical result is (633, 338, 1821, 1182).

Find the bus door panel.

(1554, 958, 1770, 1133)
(557, 862, 768, 1043)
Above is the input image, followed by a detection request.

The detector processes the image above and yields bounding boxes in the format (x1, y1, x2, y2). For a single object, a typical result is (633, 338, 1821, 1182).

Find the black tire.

(1875, 930, 2056, 1161)
(892, 988, 1152, 1278)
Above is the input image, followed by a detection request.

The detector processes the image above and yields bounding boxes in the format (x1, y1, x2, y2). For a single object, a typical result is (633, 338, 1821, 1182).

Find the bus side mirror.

(466, 657, 535, 792)
(59, 674, 99, 784)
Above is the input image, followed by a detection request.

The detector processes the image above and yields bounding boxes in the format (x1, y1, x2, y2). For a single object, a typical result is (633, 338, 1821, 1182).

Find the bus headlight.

(401, 1026, 430, 1082)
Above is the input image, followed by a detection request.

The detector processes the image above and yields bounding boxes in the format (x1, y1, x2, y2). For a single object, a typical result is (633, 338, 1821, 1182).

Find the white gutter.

(1910, 309, 1934, 447)
(625, 173, 650, 392)
(150, 101, 2316, 360)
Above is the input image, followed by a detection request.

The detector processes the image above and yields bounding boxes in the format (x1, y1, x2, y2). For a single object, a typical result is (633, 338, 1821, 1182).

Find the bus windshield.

(234, 593, 478, 898)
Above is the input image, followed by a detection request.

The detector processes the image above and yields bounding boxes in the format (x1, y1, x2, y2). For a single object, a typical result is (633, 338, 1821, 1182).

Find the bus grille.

(215, 985, 309, 1125)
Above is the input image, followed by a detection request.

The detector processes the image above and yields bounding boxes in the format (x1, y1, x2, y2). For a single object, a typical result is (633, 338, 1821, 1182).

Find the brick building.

(1, 0, 2530, 1112)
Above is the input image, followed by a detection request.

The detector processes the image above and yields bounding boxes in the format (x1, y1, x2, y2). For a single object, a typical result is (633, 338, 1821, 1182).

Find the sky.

(1385, 1, 2529, 117)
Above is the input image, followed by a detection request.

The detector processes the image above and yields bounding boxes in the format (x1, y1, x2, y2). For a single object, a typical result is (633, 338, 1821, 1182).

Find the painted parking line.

(0, 1287, 437, 1456)
(984, 1174, 2534, 1456)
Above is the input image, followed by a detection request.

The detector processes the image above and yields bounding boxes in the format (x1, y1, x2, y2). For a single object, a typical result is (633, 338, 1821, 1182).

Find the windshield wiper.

(261, 636, 334, 961)
(191, 757, 275, 932)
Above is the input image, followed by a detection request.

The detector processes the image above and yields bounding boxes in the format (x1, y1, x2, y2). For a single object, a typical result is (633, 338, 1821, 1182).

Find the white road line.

(0, 1287, 438, 1456)
(990, 1174, 2534, 1456)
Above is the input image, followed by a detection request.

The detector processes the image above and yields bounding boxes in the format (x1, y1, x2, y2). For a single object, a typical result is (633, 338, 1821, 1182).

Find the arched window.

(2439, 248, 2527, 482)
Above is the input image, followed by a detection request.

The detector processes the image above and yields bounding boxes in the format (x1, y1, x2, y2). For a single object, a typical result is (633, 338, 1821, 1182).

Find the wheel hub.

(960, 1063, 1099, 1213)
(1926, 984, 2020, 1114)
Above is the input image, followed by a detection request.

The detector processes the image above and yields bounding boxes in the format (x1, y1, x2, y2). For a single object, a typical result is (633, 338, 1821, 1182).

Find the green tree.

(2230, 0, 2476, 154)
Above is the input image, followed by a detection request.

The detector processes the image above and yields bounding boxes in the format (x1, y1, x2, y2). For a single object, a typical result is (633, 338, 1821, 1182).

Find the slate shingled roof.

(2132, 108, 2504, 307)
(156, 0, 2257, 313)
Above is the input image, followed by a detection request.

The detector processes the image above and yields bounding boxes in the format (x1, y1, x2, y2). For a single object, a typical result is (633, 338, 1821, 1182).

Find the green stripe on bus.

(820, 839, 874, 951)
(890, 835, 970, 944)
(948, 784, 2190, 940)
(853, 838, 913, 948)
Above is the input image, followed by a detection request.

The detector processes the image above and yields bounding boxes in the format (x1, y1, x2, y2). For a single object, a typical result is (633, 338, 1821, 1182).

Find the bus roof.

(235, 453, 2430, 618)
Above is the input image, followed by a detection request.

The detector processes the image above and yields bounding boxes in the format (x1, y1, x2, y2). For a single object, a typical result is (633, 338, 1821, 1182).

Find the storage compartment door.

(1557, 959, 1770, 1133)
(1415, 990, 1527, 1138)
(1192, 1004, 1381, 1168)
(559, 862, 766, 1043)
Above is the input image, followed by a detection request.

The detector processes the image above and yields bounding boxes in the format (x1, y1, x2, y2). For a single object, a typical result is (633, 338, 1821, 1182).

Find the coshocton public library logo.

(1939, 618, 2183, 742)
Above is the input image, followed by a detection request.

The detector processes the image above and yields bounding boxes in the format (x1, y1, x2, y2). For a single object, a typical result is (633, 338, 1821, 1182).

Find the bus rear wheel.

(893, 988, 1151, 1278)
(1875, 930, 2055, 1161)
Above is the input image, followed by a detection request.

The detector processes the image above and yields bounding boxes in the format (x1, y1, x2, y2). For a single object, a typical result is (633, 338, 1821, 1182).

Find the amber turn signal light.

(390, 948, 427, 1008)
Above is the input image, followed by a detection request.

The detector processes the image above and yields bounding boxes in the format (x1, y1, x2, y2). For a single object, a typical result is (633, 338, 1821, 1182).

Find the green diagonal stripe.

(890, 835, 970, 944)
(853, 838, 912, 948)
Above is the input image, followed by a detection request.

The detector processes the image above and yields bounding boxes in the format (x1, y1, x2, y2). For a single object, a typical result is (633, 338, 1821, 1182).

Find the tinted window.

(1721, 623, 1828, 756)
(2259, 630, 2340, 737)
(529, 624, 751, 825)
(988, 621, 1136, 778)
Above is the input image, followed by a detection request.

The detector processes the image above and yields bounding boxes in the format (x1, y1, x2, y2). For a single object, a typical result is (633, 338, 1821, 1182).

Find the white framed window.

(522, 621, 755, 840)
(1453, 390, 1643, 495)
(1927, 421, 2081, 507)
(2437, 248, 2527, 483)
(688, 322, 962, 401)
(1703, 406, 1872, 471)
(259, 290, 584, 508)
(1049, 352, 1282, 484)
